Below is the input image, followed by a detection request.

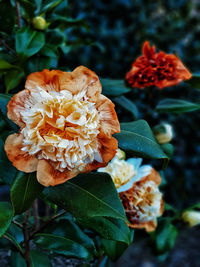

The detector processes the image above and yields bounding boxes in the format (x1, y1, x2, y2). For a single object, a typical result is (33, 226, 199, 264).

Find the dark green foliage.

(10, 172, 44, 214)
(0, 202, 13, 237)
(0, 0, 200, 265)
(115, 120, 167, 160)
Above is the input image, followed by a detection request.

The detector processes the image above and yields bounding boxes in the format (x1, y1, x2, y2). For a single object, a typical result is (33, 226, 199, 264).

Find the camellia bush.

(0, 1, 200, 266)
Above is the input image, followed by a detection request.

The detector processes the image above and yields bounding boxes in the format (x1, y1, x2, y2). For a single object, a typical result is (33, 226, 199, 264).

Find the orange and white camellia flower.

(98, 151, 164, 232)
(126, 41, 192, 89)
(4, 66, 120, 186)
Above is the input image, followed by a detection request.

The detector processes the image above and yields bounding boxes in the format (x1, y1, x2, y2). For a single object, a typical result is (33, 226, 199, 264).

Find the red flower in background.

(125, 41, 192, 89)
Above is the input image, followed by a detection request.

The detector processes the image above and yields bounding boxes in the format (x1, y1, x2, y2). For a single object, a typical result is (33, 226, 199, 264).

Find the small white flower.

(153, 123, 173, 144)
(98, 155, 152, 192)
(182, 211, 200, 227)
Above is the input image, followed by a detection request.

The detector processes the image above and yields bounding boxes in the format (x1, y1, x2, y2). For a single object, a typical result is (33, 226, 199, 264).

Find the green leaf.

(40, 44, 58, 58)
(18, 0, 35, 22)
(153, 219, 178, 253)
(161, 143, 174, 159)
(30, 250, 52, 267)
(114, 95, 139, 119)
(0, 94, 18, 131)
(4, 232, 23, 253)
(27, 56, 53, 73)
(5, 70, 24, 93)
(114, 120, 167, 159)
(79, 216, 131, 244)
(10, 251, 26, 267)
(46, 29, 65, 46)
(34, 233, 93, 260)
(43, 173, 126, 220)
(0, 94, 11, 118)
(0, 202, 13, 237)
(156, 98, 200, 114)
(101, 230, 134, 261)
(101, 78, 131, 97)
(0, 59, 19, 71)
(45, 218, 96, 256)
(51, 15, 89, 29)
(10, 172, 44, 214)
(101, 238, 128, 261)
(0, 136, 17, 185)
(15, 26, 45, 59)
(42, 173, 130, 244)
(40, 0, 63, 13)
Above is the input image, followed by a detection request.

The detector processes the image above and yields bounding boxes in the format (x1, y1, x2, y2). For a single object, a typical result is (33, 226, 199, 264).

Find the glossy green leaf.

(10, 172, 44, 214)
(15, 26, 45, 59)
(156, 98, 200, 114)
(43, 173, 130, 244)
(79, 216, 131, 244)
(0, 202, 13, 237)
(30, 250, 52, 267)
(101, 78, 131, 97)
(45, 218, 96, 256)
(34, 233, 92, 260)
(114, 95, 139, 119)
(101, 229, 133, 261)
(5, 70, 24, 93)
(43, 173, 126, 220)
(0, 136, 17, 185)
(114, 120, 167, 159)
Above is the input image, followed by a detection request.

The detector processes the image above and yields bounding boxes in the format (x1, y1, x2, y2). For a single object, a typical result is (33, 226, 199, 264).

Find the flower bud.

(32, 16, 47, 30)
(182, 211, 200, 227)
(115, 148, 126, 160)
(153, 123, 173, 144)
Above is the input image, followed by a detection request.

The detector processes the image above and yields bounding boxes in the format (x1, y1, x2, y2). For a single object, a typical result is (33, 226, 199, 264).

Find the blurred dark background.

(66, 0, 200, 77)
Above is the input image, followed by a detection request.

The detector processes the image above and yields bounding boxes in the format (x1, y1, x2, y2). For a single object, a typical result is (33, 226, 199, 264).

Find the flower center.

(98, 158, 136, 189)
(21, 88, 101, 171)
(131, 181, 162, 222)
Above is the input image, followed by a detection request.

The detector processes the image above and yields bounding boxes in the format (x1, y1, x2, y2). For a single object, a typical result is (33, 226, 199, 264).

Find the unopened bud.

(115, 149, 126, 160)
(32, 16, 47, 30)
(153, 123, 173, 144)
(182, 211, 200, 227)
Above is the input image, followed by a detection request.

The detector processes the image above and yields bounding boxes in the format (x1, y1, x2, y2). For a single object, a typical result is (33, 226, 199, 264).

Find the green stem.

(3, 234, 24, 257)
(14, 0, 21, 28)
(29, 210, 66, 241)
